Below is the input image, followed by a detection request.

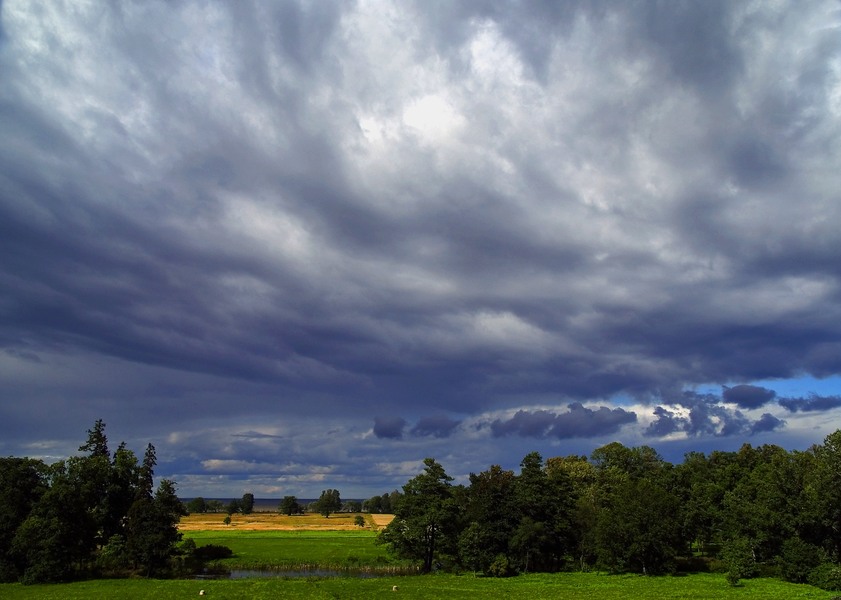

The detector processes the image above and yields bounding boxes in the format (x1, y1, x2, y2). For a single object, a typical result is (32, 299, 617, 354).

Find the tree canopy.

(315, 489, 341, 518)
(376, 431, 841, 592)
(0, 421, 186, 584)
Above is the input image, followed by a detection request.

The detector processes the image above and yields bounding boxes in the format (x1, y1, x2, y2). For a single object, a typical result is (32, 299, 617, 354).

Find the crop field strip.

(178, 512, 394, 531)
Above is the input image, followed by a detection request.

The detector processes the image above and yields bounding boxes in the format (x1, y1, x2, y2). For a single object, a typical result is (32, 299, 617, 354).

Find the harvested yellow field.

(368, 513, 396, 529)
(178, 512, 394, 532)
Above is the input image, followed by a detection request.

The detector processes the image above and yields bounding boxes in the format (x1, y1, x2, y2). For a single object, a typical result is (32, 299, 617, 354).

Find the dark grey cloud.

(373, 417, 407, 440)
(751, 413, 786, 434)
(779, 395, 841, 413)
(723, 385, 777, 409)
(491, 410, 558, 438)
(644, 406, 687, 438)
(491, 403, 636, 440)
(549, 403, 638, 439)
(0, 0, 839, 495)
(410, 416, 461, 439)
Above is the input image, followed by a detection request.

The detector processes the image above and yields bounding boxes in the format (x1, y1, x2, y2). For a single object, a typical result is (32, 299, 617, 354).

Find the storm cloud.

(723, 385, 777, 409)
(1, 1, 840, 496)
(373, 417, 407, 440)
(491, 403, 637, 440)
(411, 416, 461, 439)
(779, 395, 841, 413)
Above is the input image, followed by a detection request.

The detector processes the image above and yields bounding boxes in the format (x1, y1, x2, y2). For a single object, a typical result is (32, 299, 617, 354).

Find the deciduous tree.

(379, 458, 459, 573)
(240, 493, 255, 515)
(316, 489, 341, 517)
(279, 495, 300, 516)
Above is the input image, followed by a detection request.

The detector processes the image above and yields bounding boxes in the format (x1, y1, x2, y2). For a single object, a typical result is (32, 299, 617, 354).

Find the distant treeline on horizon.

(179, 498, 363, 511)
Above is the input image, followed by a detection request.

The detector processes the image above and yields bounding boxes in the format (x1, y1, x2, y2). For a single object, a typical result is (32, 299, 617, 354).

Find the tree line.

(378, 430, 841, 590)
(185, 489, 356, 518)
(0, 420, 187, 584)
(184, 493, 254, 516)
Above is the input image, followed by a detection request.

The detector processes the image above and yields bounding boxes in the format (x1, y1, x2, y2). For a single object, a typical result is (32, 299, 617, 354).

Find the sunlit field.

(178, 511, 394, 532)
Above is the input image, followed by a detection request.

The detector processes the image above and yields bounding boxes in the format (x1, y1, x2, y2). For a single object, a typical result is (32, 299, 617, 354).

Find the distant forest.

(4, 422, 841, 591)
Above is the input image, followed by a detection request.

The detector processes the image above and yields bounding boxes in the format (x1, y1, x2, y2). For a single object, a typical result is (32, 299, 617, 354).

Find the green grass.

(4, 529, 835, 598)
(184, 529, 405, 570)
(0, 572, 836, 599)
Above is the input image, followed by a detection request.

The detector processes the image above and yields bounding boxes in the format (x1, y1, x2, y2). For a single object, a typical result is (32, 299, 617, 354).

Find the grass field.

(184, 529, 403, 570)
(180, 512, 403, 571)
(1, 572, 836, 599)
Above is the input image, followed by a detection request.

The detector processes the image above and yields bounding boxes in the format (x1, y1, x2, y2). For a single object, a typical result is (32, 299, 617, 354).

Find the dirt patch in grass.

(179, 512, 394, 532)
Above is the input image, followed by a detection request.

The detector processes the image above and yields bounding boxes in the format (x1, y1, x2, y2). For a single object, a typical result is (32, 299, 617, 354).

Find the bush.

(707, 558, 727, 573)
(779, 537, 823, 583)
(177, 538, 197, 556)
(486, 554, 514, 577)
(721, 538, 756, 586)
(193, 544, 233, 560)
(725, 570, 741, 586)
(674, 556, 712, 573)
(809, 563, 841, 591)
(96, 535, 131, 573)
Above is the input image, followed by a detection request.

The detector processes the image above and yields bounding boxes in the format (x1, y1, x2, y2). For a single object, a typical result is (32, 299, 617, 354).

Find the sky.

(2, 0, 841, 499)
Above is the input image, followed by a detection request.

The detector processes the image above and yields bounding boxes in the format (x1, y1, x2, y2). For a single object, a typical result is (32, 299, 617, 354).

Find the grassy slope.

(0, 572, 836, 599)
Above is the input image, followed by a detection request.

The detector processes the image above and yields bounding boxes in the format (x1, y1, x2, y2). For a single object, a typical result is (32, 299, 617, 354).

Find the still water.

(197, 567, 384, 579)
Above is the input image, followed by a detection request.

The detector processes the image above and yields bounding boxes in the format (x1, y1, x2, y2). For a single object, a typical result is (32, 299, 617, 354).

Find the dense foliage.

(315, 489, 342, 518)
(379, 430, 841, 589)
(0, 421, 186, 584)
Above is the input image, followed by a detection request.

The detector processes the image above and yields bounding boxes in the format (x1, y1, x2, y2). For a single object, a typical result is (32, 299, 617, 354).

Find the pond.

(196, 567, 387, 580)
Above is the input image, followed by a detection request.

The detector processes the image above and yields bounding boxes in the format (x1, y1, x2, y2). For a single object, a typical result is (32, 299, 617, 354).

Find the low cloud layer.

(779, 395, 841, 413)
(723, 385, 777, 409)
(1, 1, 840, 495)
(490, 404, 637, 439)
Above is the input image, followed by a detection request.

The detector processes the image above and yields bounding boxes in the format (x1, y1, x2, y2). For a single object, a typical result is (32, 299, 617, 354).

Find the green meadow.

(0, 572, 836, 599)
(183, 529, 405, 571)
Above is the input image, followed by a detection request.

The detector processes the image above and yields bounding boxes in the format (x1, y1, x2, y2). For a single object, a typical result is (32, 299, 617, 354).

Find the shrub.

(177, 538, 197, 556)
(486, 554, 514, 578)
(674, 556, 711, 573)
(721, 538, 756, 586)
(707, 558, 727, 573)
(809, 563, 841, 591)
(96, 535, 131, 572)
(779, 537, 823, 583)
(725, 570, 741, 586)
(193, 544, 233, 560)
